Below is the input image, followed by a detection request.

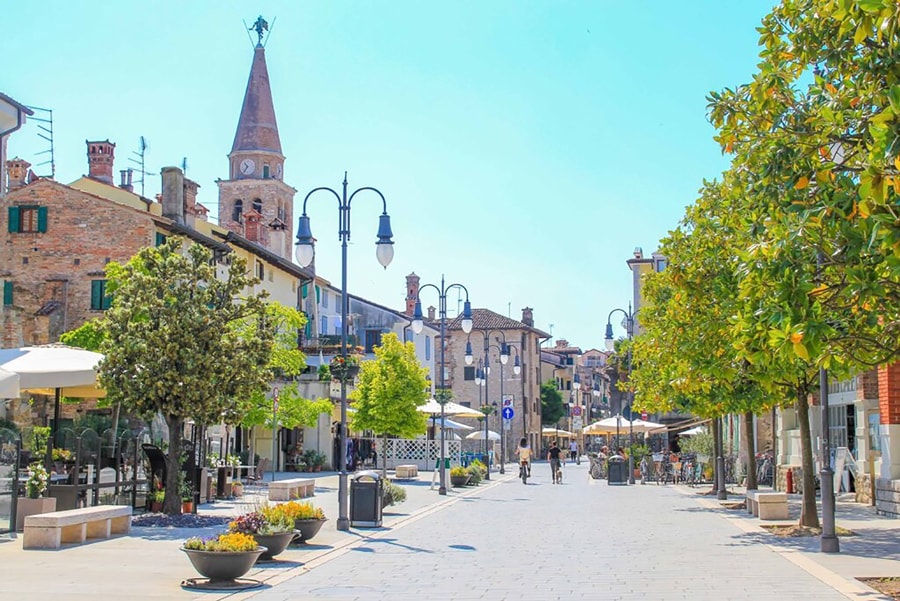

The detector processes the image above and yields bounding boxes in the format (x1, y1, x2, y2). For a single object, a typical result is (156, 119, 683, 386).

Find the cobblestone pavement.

(235, 462, 883, 601)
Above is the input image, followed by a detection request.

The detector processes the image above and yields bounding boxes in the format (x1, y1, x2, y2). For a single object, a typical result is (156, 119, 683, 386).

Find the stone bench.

(24, 505, 132, 549)
(395, 465, 418, 479)
(746, 490, 788, 520)
(268, 477, 316, 501)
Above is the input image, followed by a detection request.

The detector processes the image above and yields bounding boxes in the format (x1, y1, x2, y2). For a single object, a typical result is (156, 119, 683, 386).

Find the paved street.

(1, 463, 896, 601)
(233, 462, 879, 601)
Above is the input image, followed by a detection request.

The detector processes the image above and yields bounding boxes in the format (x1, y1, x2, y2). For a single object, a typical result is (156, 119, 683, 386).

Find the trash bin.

(350, 470, 383, 527)
(608, 456, 627, 485)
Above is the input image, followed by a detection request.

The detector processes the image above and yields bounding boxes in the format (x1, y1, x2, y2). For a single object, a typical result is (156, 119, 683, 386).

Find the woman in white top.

(515, 438, 532, 477)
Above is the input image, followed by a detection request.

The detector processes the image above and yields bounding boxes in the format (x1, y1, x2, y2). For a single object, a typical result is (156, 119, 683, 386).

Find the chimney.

(405, 272, 420, 316)
(427, 306, 436, 321)
(161, 166, 185, 225)
(633, 247, 644, 259)
(119, 169, 134, 192)
(6, 157, 31, 192)
(521, 307, 534, 327)
(86, 140, 116, 184)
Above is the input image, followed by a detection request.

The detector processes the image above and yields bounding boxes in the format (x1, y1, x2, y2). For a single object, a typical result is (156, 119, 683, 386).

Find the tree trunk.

(712, 418, 721, 493)
(744, 411, 757, 491)
(164, 415, 184, 515)
(795, 386, 820, 528)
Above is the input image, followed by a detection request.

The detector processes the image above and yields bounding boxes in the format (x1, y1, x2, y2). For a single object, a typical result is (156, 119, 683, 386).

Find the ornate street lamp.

(294, 171, 394, 531)
(605, 303, 635, 484)
(411, 276, 472, 495)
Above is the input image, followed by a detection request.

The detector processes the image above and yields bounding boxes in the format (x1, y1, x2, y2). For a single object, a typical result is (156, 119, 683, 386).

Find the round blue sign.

(502, 407, 514, 420)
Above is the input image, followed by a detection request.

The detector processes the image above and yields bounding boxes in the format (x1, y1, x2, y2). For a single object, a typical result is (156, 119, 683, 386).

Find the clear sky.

(4, 1, 774, 350)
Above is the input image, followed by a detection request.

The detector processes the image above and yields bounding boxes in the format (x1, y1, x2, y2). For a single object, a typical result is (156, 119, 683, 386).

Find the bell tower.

(217, 28, 296, 260)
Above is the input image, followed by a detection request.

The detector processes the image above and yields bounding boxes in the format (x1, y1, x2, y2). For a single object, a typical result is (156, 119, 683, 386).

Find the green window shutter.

(8, 207, 19, 233)
(91, 280, 103, 310)
(3, 281, 12, 306)
(155, 232, 167, 247)
(315, 285, 321, 304)
(301, 284, 308, 299)
(37, 207, 48, 233)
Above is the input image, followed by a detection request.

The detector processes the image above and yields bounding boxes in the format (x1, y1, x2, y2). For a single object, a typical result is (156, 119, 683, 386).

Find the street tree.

(540, 380, 565, 427)
(98, 238, 274, 514)
(349, 332, 428, 477)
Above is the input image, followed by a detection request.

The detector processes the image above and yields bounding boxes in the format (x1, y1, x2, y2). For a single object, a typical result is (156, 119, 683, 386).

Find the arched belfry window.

(233, 199, 243, 222)
(252, 199, 263, 214)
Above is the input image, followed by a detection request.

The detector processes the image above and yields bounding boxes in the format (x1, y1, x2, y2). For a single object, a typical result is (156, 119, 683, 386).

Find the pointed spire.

(232, 46, 282, 155)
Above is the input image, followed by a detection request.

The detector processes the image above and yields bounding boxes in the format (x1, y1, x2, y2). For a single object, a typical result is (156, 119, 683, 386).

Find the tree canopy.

(540, 380, 565, 426)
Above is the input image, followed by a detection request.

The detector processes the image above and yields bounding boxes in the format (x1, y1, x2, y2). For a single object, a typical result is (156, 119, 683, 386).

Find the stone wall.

(876, 478, 900, 518)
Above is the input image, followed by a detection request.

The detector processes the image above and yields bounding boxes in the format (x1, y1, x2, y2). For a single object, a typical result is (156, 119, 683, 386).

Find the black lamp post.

(820, 367, 840, 552)
(294, 171, 395, 531)
(605, 303, 635, 485)
(465, 332, 521, 475)
(474, 362, 490, 478)
(411, 276, 473, 495)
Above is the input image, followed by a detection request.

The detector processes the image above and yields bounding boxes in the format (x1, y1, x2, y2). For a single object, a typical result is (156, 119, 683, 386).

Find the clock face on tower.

(239, 158, 256, 176)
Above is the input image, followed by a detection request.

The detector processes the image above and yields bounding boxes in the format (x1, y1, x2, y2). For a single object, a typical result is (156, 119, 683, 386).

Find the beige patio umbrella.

(541, 427, 575, 438)
(417, 399, 484, 419)
(582, 415, 633, 435)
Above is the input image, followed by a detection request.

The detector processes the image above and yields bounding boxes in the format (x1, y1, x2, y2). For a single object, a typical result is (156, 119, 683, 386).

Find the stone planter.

(181, 546, 266, 582)
(450, 475, 470, 487)
(293, 518, 327, 544)
(15, 496, 56, 532)
(253, 531, 296, 560)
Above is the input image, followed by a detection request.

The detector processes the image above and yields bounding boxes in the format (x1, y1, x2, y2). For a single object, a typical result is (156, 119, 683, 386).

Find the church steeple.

(231, 45, 282, 158)
(218, 24, 296, 261)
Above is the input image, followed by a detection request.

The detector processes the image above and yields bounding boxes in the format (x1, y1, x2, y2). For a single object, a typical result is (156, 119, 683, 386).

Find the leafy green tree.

(349, 332, 428, 476)
(59, 319, 105, 351)
(98, 238, 274, 514)
(540, 380, 565, 426)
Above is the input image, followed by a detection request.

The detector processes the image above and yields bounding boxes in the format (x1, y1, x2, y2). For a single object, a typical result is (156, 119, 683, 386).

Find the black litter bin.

(350, 470, 383, 527)
(608, 456, 627, 485)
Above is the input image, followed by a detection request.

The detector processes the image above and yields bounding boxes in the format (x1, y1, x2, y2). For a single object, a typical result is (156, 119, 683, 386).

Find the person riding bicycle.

(547, 440, 562, 484)
(515, 438, 533, 477)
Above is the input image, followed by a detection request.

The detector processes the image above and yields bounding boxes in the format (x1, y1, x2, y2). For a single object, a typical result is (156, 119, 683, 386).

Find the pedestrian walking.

(547, 441, 562, 484)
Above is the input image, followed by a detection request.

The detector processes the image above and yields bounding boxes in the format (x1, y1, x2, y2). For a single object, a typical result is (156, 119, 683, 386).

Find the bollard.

(785, 467, 793, 494)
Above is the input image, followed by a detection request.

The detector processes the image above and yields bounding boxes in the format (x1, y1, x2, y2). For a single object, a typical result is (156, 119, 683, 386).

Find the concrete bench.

(24, 505, 132, 549)
(268, 477, 316, 501)
(395, 465, 418, 479)
(746, 490, 788, 520)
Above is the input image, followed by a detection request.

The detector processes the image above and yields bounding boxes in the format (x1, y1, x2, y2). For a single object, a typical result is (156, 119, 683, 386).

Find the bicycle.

(519, 460, 529, 484)
(756, 453, 773, 486)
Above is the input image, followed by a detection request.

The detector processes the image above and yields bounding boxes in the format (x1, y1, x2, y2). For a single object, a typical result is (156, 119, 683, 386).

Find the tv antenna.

(25, 106, 55, 178)
(129, 136, 149, 197)
(181, 157, 189, 175)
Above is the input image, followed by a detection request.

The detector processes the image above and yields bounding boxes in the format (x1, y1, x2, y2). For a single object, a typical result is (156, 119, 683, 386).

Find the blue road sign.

(502, 407, 514, 420)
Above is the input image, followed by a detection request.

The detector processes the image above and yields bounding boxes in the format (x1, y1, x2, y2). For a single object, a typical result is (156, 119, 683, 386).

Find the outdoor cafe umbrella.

(428, 416, 475, 431)
(0, 366, 20, 399)
(582, 415, 633, 435)
(0, 345, 105, 444)
(541, 426, 575, 438)
(466, 429, 500, 441)
(629, 418, 668, 434)
(417, 398, 484, 418)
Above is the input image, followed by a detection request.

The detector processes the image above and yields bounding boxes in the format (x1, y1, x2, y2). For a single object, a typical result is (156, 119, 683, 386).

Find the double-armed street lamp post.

(294, 172, 395, 531)
(605, 303, 636, 484)
(465, 333, 520, 475)
(411, 276, 473, 495)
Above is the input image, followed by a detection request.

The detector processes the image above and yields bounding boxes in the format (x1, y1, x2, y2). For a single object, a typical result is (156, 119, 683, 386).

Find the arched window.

(263, 164, 270, 178)
(232, 199, 243, 222)
(252, 199, 262, 214)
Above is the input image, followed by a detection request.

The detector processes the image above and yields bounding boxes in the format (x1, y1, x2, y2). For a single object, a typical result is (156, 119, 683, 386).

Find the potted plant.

(449, 465, 470, 487)
(148, 487, 165, 512)
(466, 460, 486, 486)
(15, 462, 55, 532)
(317, 363, 331, 381)
(180, 479, 194, 514)
(232, 481, 244, 498)
(277, 500, 327, 543)
(230, 509, 296, 561)
(182, 532, 267, 583)
(329, 354, 360, 383)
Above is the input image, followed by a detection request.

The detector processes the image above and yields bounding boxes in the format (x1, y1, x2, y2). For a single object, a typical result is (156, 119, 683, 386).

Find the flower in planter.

(329, 354, 361, 382)
(184, 532, 258, 552)
(276, 500, 325, 521)
(25, 462, 48, 499)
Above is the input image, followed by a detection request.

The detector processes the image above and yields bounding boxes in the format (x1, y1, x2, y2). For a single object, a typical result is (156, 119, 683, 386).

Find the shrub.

(25, 462, 48, 499)
(383, 480, 406, 506)
(466, 462, 486, 485)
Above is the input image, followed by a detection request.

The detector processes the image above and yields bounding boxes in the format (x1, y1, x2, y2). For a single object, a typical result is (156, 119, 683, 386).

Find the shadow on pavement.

(352, 537, 433, 554)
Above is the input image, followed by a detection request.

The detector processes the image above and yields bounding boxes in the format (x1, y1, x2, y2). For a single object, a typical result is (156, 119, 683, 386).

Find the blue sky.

(4, 1, 773, 350)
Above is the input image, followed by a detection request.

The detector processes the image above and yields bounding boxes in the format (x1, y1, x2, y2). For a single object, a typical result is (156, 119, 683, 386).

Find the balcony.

(299, 335, 363, 355)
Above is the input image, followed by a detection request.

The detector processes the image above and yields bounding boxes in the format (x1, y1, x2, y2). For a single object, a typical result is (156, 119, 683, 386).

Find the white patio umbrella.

(630, 418, 668, 434)
(541, 427, 575, 438)
(466, 429, 500, 441)
(417, 399, 484, 418)
(582, 415, 633, 435)
(428, 416, 474, 431)
(0, 366, 20, 398)
(0, 345, 105, 443)
(679, 425, 706, 436)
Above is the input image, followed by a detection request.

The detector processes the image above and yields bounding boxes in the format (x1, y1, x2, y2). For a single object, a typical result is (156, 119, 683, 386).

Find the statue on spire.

(249, 15, 268, 46)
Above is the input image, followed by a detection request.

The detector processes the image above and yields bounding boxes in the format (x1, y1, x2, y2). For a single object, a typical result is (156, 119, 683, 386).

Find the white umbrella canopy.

(466, 429, 500, 441)
(428, 416, 474, 431)
(541, 427, 575, 438)
(0, 366, 20, 398)
(679, 426, 706, 436)
(0, 345, 104, 397)
(417, 399, 484, 418)
(630, 418, 668, 434)
(582, 415, 633, 435)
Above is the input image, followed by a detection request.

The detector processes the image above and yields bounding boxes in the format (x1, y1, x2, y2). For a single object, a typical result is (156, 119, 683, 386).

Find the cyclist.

(547, 440, 563, 484)
(515, 438, 533, 479)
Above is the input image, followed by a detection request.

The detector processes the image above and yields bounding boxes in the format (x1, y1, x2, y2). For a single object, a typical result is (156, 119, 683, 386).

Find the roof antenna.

(181, 157, 188, 175)
(26, 106, 55, 178)
(129, 136, 149, 198)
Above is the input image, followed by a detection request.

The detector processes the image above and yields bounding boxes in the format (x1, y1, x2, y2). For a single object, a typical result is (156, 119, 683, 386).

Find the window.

(405, 330, 413, 343)
(232, 200, 243, 222)
(3, 281, 12, 306)
(263, 164, 270, 178)
(322, 290, 329, 309)
(320, 316, 328, 335)
(90, 280, 112, 310)
(155, 232, 167, 247)
(8, 206, 48, 233)
(365, 330, 383, 353)
(277, 204, 286, 222)
(464, 366, 475, 381)
(256, 261, 264, 280)
(425, 337, 431, 361)
(252, 199, 263, 214)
